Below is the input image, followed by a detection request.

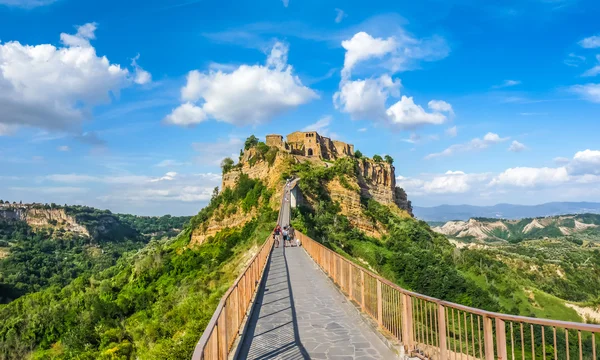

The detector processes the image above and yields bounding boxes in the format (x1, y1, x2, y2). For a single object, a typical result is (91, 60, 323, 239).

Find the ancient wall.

(266, 134, 284, 148)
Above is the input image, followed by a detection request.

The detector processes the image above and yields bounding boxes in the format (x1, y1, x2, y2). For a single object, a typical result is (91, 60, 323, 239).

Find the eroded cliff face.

(190, 205, 257, 246)
(0, 207, 89, 236)
(356, 159, 413, 216)
(325, 179, 386, 238)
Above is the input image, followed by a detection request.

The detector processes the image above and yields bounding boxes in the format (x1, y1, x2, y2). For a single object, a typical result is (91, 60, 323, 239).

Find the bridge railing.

(299, 232, 600, 360)
(191, 185, 289, 360)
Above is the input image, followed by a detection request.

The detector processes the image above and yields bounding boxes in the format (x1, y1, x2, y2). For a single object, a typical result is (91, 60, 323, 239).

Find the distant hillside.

(433, 213, 600, 242)
(414, 202, 600, 221)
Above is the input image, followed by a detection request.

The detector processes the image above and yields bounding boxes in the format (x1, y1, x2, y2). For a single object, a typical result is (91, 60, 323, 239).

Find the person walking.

(273, 225, 281, 248)
(282, 226, 289, 247)
(288, 225, 296, 247)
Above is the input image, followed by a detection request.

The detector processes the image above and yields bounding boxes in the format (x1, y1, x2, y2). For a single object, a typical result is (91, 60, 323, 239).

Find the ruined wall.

(266, 134, 284, 148)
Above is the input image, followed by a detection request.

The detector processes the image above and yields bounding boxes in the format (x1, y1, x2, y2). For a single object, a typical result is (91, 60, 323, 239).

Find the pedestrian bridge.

(192, 184, 600, 359)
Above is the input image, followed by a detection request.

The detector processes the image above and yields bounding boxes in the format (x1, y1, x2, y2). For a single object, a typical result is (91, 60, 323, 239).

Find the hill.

(432, 214, 600, 243)
(414, 202, 600, 221)
(1, 131, 599, 359)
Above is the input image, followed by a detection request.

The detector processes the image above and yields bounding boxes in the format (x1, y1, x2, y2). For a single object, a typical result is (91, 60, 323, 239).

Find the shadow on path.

(237, 244, 310, 360)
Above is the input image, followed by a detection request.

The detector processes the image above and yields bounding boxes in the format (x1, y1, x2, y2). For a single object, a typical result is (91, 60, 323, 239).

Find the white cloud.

(340, 31, 449, 79)
(333, 76, 451, 130)
(57, 145, 70, 152)
(386, 96, 448, 130)
(334, 75, 401, 120)
(165, 42, 317, 126)
(492, 79, 521, 88)
(570, 83, 600, 102)
(490, 167, 569, 187)
(581, 55, 600, 77)
(357, 127, 367, 132)
(564, 53, 586, 67)
(131, 54, 152, 85)
(508, 140, 526, 152)
(163, 102, 207, 126)
(397, 171, 490, 195)
(425, 132, 509, 159)
(334, 8, 346, 23)
(0, 0, 57, 8)
(341, 32, 397, 79)
(0, 22, 149, 134)
(282, 0, 289, 7)
(150, 171, 178, 182)
(192, 137, 244, 166)
(302, 116, 332, 136)
(579, 35, 600, 49)
(568, 149, 600, 175)
(445, 126, 457, 137)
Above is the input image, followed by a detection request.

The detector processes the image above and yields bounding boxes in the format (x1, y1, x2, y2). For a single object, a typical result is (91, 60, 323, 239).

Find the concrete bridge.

(192, 183, 600, 360)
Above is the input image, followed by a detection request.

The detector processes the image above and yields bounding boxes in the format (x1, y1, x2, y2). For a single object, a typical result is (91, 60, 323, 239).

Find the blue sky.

(1, 0, 600, 215)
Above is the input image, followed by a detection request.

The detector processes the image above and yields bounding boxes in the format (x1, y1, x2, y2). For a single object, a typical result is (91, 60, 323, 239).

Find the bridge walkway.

(237, 184, 396, 360)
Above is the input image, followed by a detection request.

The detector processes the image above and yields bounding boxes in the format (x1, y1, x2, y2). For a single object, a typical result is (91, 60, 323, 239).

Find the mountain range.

(413, 202, 600, 221)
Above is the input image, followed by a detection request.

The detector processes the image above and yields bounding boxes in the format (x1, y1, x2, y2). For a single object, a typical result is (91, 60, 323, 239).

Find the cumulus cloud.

(340, 31, 449, 80)
(341, 32, 397, 79)
(568, 149, 600, 175)
(333, 76, 451, 130)
(386, 96, 449, 130)
(334, 8, 347, 23)
(425, 132, 509, 159)
(579, 35, 600, 49)
(508, 140, 526, 152)
(570, 83, 600, 102)
(165, 42, 317, 127)
(397, 171, 490, 195)
(490, 167, 569, 187)
(334, 75, 401, 120)
(0, 22, 150, 134)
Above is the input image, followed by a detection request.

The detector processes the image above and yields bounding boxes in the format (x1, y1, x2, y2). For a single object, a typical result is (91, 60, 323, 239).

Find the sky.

(1, 0, 600, 215)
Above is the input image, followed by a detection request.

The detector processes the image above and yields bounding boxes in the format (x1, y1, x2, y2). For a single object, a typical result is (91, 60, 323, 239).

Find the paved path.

(237, 184, 396, 359)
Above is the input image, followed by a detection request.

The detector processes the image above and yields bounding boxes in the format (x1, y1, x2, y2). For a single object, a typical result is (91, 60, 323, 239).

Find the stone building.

(266, 131, 354, 160)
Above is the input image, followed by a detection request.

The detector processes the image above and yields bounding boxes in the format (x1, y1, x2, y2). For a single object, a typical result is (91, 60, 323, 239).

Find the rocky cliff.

(356, 158, 413, 215)
(0, 207, 89, 236)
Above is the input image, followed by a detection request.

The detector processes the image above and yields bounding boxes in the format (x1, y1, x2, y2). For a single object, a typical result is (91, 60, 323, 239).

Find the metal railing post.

(483, 316, 495, 360)
(496, 318, 507, 360)
(377, 279, 383, 327)
(402, 293, 414, 351)
(438, 304, 448, 360)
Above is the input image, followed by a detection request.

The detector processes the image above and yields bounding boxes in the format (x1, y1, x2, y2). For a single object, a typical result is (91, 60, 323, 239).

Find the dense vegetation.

(0, 176, 276, 359)
(288, 158, 499, 311)
(115, 214, 191, 240)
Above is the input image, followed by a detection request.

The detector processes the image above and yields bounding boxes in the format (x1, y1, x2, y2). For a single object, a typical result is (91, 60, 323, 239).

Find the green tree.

(221, 157, 235, 174)
(384, 155, 394, 164)
(244, 135, 259, 150)
(373, 154, 383, 163)
(354, 150, 363, 158)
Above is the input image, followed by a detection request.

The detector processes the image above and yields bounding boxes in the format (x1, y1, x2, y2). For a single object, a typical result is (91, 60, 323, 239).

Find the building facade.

(266, 131, 354, 160)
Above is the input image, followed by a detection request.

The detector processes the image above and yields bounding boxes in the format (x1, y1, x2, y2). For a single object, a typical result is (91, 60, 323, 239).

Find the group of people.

(273, 224, 299, 248)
